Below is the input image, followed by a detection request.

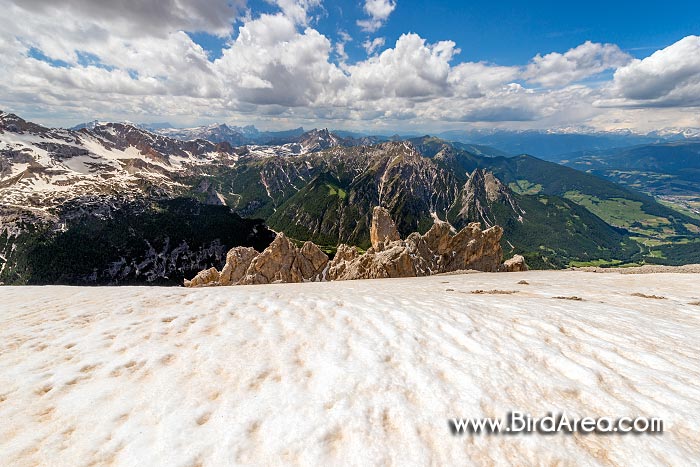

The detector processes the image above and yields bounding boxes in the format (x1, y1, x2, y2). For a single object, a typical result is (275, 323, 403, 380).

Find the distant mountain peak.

(295, 128, 344, 152)
(1, 112, 52, 135)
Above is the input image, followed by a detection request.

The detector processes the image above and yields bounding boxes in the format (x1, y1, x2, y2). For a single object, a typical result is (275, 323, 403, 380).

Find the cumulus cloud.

(1, 0, 698, 132)
(269, 0, 322, 25)
(523, 41, 632, 87)
(449, 62, 520, 98)
(349, 34, 458, 100)
(11, 0, 245, 38)
(600, 35, 700, 108)
(335, 31, 352, 63)
(357, 0, 396, 32)
(362, 37, 386, 55)
(0, 0, 219, 81)
(215, 13, 347, 108)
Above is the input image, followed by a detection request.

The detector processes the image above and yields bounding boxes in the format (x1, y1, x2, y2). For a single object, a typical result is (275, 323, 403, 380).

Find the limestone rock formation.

(370, 206, 401, 250)
(219, 247, 258, 285)
(186, 207, 514, 287)
(185, 233, 328, 287)
(323, 244, 361, 280)
(452, 168, 524, 229)
(327, 211, 504, 281)
(500, 254, 528, 272)
(183, 267, 220, 288)
(238, 234, 328, 285)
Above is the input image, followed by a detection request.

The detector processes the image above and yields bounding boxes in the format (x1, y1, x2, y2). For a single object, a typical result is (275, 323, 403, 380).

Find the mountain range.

(2, 110, 699, 284)
(73, 120, 700, 158)
(436, 128, 700, 159)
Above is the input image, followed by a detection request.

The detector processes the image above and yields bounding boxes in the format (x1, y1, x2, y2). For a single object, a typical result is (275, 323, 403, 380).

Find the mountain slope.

(0, 112, 274, 285)
(559, 141, 700, 214)
(0, 198, 275, 285)
(446, 169, 638, 269)
(205, 141, 644, 267)
(3, 112, 698, 278)
(0, 111, 243, 210)
(150, 123, 305, 146)
(486, 154, 699, 242)
(407, 137, 700, 245)
(258, 142, 459, 248)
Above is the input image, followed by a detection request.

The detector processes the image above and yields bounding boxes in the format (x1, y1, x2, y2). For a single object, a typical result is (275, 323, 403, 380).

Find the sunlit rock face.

(326, 210, 505, 281)
(501, 254, 528, 272)
(370, 206, 401, 250)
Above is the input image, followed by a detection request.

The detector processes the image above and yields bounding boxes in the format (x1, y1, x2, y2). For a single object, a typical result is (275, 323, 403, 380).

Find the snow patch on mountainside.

(1, 271, 699, 465)
(0, 118, 241, 209)
(1, 114, 352, 212)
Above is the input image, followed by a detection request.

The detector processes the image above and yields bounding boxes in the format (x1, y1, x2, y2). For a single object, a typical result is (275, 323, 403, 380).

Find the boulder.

(501, 254, 528, 272)
(183, 267, 220, 287)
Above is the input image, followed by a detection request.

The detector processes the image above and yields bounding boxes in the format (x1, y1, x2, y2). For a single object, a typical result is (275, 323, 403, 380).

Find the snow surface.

(1, 271, 699, 466)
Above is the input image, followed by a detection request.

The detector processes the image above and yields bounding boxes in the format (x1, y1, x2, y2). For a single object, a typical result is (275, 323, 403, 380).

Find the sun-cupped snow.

(1, 271, 699, 465)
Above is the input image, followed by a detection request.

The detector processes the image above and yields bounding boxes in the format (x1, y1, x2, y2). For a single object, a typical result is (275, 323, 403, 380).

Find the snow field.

(0, 271, 699, 466)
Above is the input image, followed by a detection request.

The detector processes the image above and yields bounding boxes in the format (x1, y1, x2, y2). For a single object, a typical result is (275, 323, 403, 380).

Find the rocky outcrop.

(219, 247, 258, 285)
(370, 206, 401, 250)
(237, 234, 328, 285)
(184, 267, 220, 288)
(327, 214, 504, 281)
(500, 254, 528, 272)
(185, 207, 514, 287)
(186, 233, 328, 286)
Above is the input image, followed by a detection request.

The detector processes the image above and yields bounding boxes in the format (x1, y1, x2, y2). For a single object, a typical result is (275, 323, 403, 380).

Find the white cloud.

(523, 41, 632, 87)
(11, 0, 245, 38)
(599, 35, 700, 108)
(1, 0, 698, 132)
(357, 0, 396, 32)
(349, 34, 458, 100)
(269, 0, 321, 25)
(215, 13, 347, 108)
(449, 62, 520, 98)
(335, 31, 352, 63)
(362, 37, 385, 55)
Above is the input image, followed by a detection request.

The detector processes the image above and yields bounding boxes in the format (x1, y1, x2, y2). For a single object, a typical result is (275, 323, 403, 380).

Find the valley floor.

(1, 272, 699, 466)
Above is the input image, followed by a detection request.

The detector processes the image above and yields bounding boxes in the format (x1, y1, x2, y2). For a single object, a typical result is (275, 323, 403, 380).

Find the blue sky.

(380, 0, 700, 63)
(188, 0, 700, 65)
(2, 0, 700, 132)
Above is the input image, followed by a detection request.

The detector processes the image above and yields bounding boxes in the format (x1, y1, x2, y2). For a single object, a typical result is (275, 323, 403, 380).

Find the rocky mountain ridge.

(0, 112, 358, 212)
